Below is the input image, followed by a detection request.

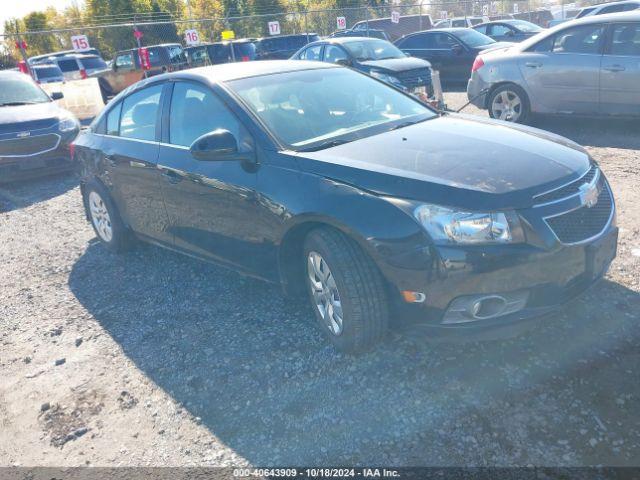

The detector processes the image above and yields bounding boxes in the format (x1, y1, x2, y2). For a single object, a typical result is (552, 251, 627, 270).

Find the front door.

(156, 81, 262, 274)
(600, 22, 640, 116)
(101, 83, 171, 243)
(518, 23, 605, 115)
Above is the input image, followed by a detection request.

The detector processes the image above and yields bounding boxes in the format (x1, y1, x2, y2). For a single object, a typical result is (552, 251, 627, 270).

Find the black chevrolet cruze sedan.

(73, 61, 617, 352)
(0, 71, 79, 182)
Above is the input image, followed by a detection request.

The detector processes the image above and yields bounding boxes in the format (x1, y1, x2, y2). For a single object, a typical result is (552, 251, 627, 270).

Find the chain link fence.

(0, 0, 616, 67)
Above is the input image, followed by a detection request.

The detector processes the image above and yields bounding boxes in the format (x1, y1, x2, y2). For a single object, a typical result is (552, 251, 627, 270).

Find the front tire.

(488, 84, 530, 124)
(303, 227, 389, 353)
(84, 181, 134, 253)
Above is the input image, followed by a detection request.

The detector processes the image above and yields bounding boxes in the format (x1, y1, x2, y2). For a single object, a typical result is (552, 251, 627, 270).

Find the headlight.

(414, 204, 522, 245)
(58, 116, 79, 132)
(370, 70, 401, 86)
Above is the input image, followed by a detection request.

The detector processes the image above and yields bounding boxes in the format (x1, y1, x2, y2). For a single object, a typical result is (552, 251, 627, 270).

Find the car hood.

(477, 41, 515, 52)
(0, 101, 63, 135)
(293, 114, 591, 210)
(360, 56, 432, 72)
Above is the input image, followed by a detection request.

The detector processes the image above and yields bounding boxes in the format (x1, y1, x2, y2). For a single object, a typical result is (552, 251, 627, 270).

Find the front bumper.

(0, 130, 78, 183)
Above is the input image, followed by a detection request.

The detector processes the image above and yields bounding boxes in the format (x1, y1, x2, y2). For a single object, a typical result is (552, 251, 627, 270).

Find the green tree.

(23, 12, 60, 56)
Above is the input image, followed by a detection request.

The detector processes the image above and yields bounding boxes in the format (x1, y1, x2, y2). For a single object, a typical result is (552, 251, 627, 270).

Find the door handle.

(160, 168, 183, 184)
(603, 65, 625, 72)
(525, 61, 542, 68)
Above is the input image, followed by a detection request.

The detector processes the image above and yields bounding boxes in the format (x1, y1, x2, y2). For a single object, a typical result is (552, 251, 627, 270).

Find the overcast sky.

(1, 0, 79, 33)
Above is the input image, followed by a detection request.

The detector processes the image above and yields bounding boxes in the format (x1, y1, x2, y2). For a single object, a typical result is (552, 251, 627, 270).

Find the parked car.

(291, 37, 433, 97)
(474, 20, 544, 42)
(467, 12, 640, 122)
(575, 0, 640, 18)
(30, 64, 65, 84)
(0, 71, 79, 182)
(27, 48, 102, 65)
(74, 61, 617, 352)
(254, 34, 320, 60)
(30, 53, 109, 82)
(513, 9, 554, 27)
(185, 39, 257, 67)
(351, 14, 434, 42)
(328, 28, 390, 41)
(395, 28, 513, 82)
(94, 44, 188, 101)
(433, 17, 485, 28)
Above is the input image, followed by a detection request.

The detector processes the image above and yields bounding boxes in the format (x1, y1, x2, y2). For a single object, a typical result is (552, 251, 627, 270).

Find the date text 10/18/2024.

(233, 468, 401, 478)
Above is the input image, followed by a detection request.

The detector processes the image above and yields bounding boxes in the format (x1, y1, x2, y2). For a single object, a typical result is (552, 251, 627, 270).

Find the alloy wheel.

(88, 191, 113, 243)
(307, 251, 343, 336)
(491, 90, 523, 122)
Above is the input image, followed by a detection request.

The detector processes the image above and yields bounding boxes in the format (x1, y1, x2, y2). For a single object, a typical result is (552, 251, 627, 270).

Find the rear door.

(518, 23, 605, 114)
(600, 22, 640, 115)
(156, 81, 261, 272)
(100, 83, 172, 243)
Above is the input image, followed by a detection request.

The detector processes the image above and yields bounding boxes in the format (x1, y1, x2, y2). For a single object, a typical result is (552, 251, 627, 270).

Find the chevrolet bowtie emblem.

(579, 181, 599, 208)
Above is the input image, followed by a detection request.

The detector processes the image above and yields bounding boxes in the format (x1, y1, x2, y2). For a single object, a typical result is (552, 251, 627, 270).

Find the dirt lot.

(1, 92, 639, 467)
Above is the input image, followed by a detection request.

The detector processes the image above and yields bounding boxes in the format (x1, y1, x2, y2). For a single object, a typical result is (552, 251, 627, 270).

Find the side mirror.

(190, 129, 240, 161)
(51, 91, 64, 100)
(452, 44, 464, 55)
(336, 58, 353, 67)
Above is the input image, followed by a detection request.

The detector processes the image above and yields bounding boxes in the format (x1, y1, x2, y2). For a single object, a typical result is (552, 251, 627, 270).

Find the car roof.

(316, 36, 387, 45)
(31, 63, 62, 68)
(563, 9, 640, 22)
(588, 0, 640, 7)
(257, 33, 318, 40)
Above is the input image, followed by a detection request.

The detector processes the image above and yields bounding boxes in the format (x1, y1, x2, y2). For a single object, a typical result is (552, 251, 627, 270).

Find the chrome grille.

(545, 183, 613, 244)
(0, 134, 60, 157)
(396, 68, 432, 89)
(535, 165, 598, 204)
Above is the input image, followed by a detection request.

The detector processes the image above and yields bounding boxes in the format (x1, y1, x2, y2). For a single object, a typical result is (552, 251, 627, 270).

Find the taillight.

(69, 143, 76, 160)
(241, 55, 250, 62)
(471, 56, 485, 73)
(80, 69, 88, 79)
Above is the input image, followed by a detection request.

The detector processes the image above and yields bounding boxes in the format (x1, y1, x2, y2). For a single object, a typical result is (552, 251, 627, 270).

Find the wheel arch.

(484, 81, 531, 111)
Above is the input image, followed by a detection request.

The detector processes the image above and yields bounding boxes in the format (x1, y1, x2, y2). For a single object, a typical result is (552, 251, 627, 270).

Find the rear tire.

(84, 181, 135, 253)
(488, 84, 530, 124)
(303, 227, 389, 353)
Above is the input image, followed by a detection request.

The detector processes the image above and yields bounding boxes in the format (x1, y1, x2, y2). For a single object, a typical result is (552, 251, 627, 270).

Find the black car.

(185, 40, 257, 67)
(474, 20, 544, 42)
(395, 28, 513, 82)
(291, 37, 433, 97)
(0, 71, 79, 182)
(254, 34, 320, 60)
(73, 61, 617, 352)
(328, 28, 390, 41)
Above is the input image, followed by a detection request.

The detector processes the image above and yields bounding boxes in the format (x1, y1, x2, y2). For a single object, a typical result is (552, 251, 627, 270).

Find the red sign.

(14, 41, 27, 50)
(134, 29, 144, 39)
(138, 47, 151, 70)
(17, 61, 28, 74)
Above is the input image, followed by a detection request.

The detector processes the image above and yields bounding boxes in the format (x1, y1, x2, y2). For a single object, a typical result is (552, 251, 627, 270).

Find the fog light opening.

(469, 295, 507, 320)
(401, 291, 426, 303)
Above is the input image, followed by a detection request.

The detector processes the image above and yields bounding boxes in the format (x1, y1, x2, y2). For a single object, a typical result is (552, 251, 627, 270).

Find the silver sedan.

(467, 11, 640, 123)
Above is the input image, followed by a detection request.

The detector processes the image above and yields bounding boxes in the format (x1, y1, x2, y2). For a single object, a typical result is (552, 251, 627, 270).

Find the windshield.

(454, 29, 496, 47)
(80, 56, 108, 70)
(33, 66, 62, 79)
(343, 39, 406, 60)
(0, 76, 50, 105)
(228, 67, 435, 150)
(509, 20, 543, 32)
(576, 6, 596, 17)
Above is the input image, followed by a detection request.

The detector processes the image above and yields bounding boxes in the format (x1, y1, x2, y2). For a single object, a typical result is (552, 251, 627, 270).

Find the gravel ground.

(1, 92, 639, 467)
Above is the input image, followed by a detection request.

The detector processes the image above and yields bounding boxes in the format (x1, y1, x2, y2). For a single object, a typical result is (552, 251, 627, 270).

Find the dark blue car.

(291, 37, 433, 97)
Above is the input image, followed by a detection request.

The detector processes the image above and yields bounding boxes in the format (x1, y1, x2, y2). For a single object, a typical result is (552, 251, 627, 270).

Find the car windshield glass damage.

(0, 77, 51, 106)
(343, 39, 406, 60)
(228, 67, 435, 150)
(455, 29, 497, 47)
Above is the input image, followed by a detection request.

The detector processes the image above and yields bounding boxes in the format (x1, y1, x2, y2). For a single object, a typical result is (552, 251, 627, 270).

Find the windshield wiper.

(0, 101, 42, 107)
(388, 117, 433, 131)
(298, 138, 353, 152)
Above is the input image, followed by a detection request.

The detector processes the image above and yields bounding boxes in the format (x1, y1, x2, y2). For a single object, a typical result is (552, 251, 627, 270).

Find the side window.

(490, 25, 513, 36)
(398, 34, 427, 48)
(452, 19, 467, 27)
(609, 23, 640, 56)
(552, 25, 605, 54)
(119, 85, 163, 141)
(300, 45, 322, 60)
(475, 25, 488, 35)
(433, 33, 457, 49)
(168, 82, 249, 149)
(115, 53, 134, 69)
(530, 35, 554, 52)
(106, 102, 122, 136)
(323, 45, 349, 63)
(600, 3, 637, 13)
